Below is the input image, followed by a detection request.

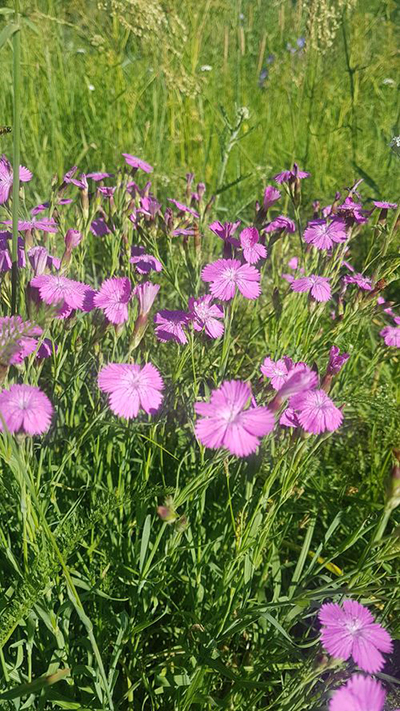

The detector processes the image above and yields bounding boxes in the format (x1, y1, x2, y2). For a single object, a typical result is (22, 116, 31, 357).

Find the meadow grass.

(0, 0, 399, 709)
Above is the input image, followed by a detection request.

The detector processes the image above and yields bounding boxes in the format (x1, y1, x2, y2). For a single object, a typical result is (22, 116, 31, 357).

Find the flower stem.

(11, 0, 21, 315)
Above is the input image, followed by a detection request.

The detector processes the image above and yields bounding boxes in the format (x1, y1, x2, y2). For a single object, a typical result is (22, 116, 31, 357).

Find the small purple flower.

(288, 257, 299, 270)
(64, 229, 82, 250)
(2, 217, 58, 234)
(338, 197, 368, 225)
(303, 219, 347, 250)
(122, 153, 153, 173)
(188, 295, 224, 339)
(130, 246, 162, 274)
(167, 198, 199, 219)
(90, 218, 110, 237)
(260, 356, 293, 390)
(264, 216, 296, 234)
(380, 326, 400, 348)
(273, 164, 310, 184)
(373, 201, 397, 210)
(318, 599, 393, 673)
(240, 227, 267, 264)
(275, 364, 318, 399)
(0, 155, 32, 204)
(291, 274, 331, 302)
(263, 186, 281, 209)
(343, 273, 372, 291)
(327, 346, 350, 374)
(133, 282, 160, 317)
(28, 246, 60, 275)
(30, 274, 92, 311)
(154, 310, 190, 345)
(86, 171, 113, 181)
(209, 221, 241, 247)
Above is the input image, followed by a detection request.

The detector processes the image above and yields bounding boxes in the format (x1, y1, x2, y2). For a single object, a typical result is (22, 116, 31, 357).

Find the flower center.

(222, 268, 237, 282)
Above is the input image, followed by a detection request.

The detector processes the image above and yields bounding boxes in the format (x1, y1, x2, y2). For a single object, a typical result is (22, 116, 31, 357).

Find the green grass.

(0, 0, 399, 709)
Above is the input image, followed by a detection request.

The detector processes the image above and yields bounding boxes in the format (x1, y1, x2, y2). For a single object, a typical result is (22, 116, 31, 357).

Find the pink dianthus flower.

(195, 380, 275, 457)
(319, 599, 393, 673)
(303, 219, 347, 250)
(130, 246, 162, 274)
(122, 153, 153, 173)
(201, 258, 261, 300)
(30, 274, 92, 310)
(273, 164, 310, 184)
(188, 295, 224, 339)
(98, 362, 164, 419)
(290, 389, 343, 434)
(291, 274, 331, 302)
(154, 310, 190, 344)
(93, 277, 132, 324)
(330, 675, 387, 711)
(0, 384, 53, 435)
(0, 155, 32, 204)
(260, 356, 293, 390)
(380, 325, 400, 348)
(240, 227, 267, 264)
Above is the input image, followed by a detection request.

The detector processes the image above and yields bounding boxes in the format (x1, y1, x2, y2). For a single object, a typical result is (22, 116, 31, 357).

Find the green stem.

(11, 0, 21, 314)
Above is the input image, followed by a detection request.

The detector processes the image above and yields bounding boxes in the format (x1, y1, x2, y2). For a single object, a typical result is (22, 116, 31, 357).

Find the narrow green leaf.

(0, 22, 19, 50)
(0, 668, 70, 700)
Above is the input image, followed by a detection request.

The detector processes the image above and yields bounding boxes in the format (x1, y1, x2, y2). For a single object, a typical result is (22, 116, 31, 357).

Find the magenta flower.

(273, 164, 310, 184)
(98, 362, 164, 419)
(264, 215, 296, 234)
(373, 201, 397, 210)
(319, 599, 393, 673)
(0, 316, 42, 366)
(133, 282, 160, 317)
(64, 229, 82, 250)
(288, 257, 299, 270)
(31, 274, 92, 310)
(86, 171, 113, 181)
(291, 274, 331, 302)
(380, 325, 400, 348)
(188, 295, 224, 339)
(0, 155, 32, 204)
(28, 246, 60, 275)
(343, 273, 372, 291)
(194, 380, 275, 457)
(154, 310, 190, 344)
(338, 197, 368, 225)
(329, 675, 386, 711)
(0, 384, 53, 435)
(263, 185, 281, 209)
(303, 219, 347, 250)
(122, 153, 153, 173)
(275, 364, 318, 399)
(31, 198, 72, 215)
(130, 246, 162, 274)
(93, 277, 132, 324)
(327, 346, 350, 374)
(167, 198, 199, 219)
(209, 221, 241, 248)
(90, 218, 110, 237)
(240, 227, 267, 264)
(201, 259, 261, 301)
(2, 216, 58, 233)
(289, 389, 342, 433)
(260, 356, 293, 390)
(37, 338, 56, 360)
(279, 407, 300, 428)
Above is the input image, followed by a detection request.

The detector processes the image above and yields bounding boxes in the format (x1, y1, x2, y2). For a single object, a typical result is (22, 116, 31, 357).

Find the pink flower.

(93, 277, 132, 324)
(64, 229, 82, 250)
(380, 326, 400, 348)
(273, 164, 310, 184)
(279, 407, 300, 428)
(122, 153, 153, 173)
(291, 274, 331, 302)
(154, 310, 190, 344)
(31, 274, 92, 310)
(2, 217, 58, 233)
(290, 389, 343, 433)
(260, 356, 293, 390)
(240, 227, 267, 264)
(133, 282, 160, 317)
(28, 246, 60, 275)
(130, 246, 162, 274)
(275, 364, 318, 399)
(338, 197, 368, 225)
(303, 219, 347, 250)
(0, 316, 42, 366)
(188, 295, 224, 338)
(343, 273, 372, 291)
(319, 599, 393, 673)
(288, 257, 299, 270)
(98, 362, 164, 419)
(327, 346, 350, 374)
(209, 221, 241, 247)
(263, 185, 281, 209)
(329, 675, 386, 711)
(0, 154, 32, 204)
(373, 201, 397, 210)
(90, 218, 110, 237)
(201, 259, 261, 301)
(37, 338, 56, 360)
(0, 384, 53, 435)
(194, 380, 275, 457)
(86, 171, 113, 181)
(264, 216, 296, 234)
(168, 198, 199, 218)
